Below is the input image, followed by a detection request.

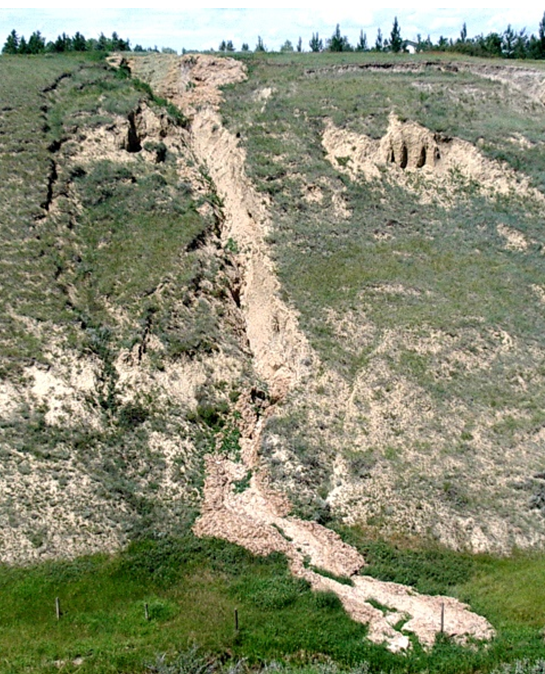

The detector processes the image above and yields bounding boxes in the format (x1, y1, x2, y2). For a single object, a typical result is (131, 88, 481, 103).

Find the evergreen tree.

(219, 40, 227, 52)
(255, 36, 266, 52)
(297, 36, 302, 52)
(241, 43, 249, 51)
(280, 40, 294, 52)
(374, 28, 383, 52)
(502, 24, 516, 58)
(309, 32, 323, 52)
(514, 29, 529, 59)
(327, 24, 351, 51)
(52, 33, 71, 52)
(355, 29, 367, 52)
(328, 24, 343, 51)
(72, 31, 86, 51)
(114, 33, 130, 51)
(27, 31, 45, 54)
(2, 29, 19, 54)
(390, 16, 402, 53)
(18, 36, 28, 54)
(539, 11, 545, 57)
(97, 32, 108, 51)
(110, 31, 129, 51)
(111, 31, 121, 50)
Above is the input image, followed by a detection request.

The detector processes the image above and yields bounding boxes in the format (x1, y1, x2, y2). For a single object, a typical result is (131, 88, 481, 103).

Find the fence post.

(55, 597, 61, 621)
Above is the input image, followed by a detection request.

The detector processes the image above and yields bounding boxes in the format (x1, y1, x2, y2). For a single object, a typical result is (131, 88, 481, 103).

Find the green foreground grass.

(2, 532, 545, 674)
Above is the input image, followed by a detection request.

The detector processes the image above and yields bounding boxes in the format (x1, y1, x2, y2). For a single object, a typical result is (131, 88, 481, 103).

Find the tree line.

(2, 30, 132, 55)
(225, 14, 545, 60)
(4, 13, 545, 60)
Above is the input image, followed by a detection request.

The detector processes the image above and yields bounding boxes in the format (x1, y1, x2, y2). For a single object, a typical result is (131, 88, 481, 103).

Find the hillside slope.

(0, 53, 251, 563)
(2, 50, 545, 654)
(126, 52, 497, 649)
(213, 54, 545, 554)
(129, 52, 545, 555)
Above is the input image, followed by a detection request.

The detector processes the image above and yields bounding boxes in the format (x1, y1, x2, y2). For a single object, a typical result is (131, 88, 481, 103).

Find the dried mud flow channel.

(126, 53, 494, 652)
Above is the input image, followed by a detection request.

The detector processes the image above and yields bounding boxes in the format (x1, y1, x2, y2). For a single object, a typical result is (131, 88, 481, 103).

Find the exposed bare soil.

(322, 112, 545, 205)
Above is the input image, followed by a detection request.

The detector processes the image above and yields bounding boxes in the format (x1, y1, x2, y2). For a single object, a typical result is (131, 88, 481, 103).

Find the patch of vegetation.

(0, 535, 382, 673)
(307, 565, 355, 586)
(233, 469, 252, 493)
(3, 532, 545, 673)
(337, 527, 475, 595)
(221, 53, 545, 371)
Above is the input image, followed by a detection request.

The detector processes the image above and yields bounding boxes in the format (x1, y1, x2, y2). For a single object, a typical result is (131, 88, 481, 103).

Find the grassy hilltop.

(2, 48, 545, 672)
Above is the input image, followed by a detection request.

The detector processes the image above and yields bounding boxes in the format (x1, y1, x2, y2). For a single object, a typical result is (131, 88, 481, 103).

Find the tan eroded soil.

(322, 113, 545, 206)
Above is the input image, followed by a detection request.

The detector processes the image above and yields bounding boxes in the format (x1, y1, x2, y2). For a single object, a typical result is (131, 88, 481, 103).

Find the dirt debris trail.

(190, 106, 312, 397)
(128, 53, 494, 652)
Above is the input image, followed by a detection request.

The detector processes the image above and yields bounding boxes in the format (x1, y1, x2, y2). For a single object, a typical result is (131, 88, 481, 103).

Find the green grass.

(0, 51, 228, 374)
(461, 553, 545, 628)
(3, 533, 545, 673)
(221, 52, 545, 361)
(0, 535, 376, 673)
(221, 55, 545, 376)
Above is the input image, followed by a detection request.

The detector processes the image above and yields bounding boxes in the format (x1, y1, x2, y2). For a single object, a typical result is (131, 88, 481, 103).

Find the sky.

(0, 7, 543, 53)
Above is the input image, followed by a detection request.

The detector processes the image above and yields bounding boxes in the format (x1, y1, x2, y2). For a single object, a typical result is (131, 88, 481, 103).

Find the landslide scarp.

(126, 52, 495, 651)
(2, 52, 545, 649)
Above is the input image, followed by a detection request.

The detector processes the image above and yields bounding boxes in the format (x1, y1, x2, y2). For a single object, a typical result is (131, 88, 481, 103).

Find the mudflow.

(127, 53, 494, 652)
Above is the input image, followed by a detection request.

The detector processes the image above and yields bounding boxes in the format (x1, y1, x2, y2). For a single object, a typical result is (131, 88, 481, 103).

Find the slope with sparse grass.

(0, 52, 250, 563)
(217, 52, 545, 552)
(4, 48, 545, 673)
